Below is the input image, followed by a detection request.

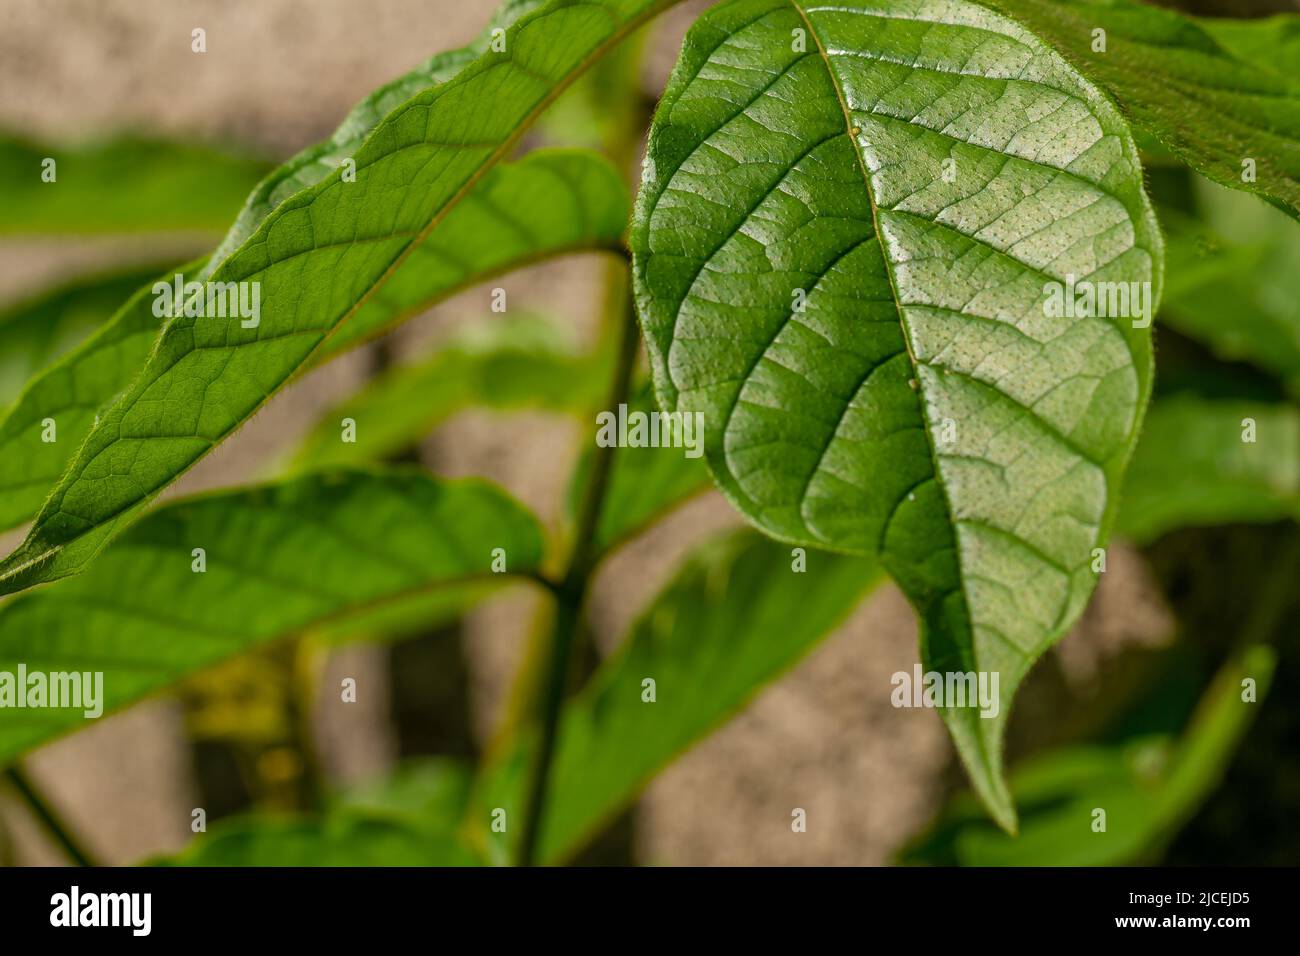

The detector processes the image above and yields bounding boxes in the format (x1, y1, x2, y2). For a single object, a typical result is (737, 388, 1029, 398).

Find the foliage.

(2, 0, 1297, 866)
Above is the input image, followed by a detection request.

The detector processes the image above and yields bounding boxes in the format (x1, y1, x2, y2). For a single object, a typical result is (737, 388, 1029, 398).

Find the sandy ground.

(0, 0, 1172, 865)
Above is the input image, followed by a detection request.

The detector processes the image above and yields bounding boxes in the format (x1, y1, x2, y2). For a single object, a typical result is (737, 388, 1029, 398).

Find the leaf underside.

(632, 0, 1161, 828)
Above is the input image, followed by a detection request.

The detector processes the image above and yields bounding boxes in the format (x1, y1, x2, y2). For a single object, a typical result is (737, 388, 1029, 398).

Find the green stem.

(516, 289, 639, 867)
(3, 764, 98, 866)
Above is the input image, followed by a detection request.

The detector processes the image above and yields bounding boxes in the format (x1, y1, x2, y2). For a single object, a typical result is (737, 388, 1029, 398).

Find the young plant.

(1, 0, 1297, 866)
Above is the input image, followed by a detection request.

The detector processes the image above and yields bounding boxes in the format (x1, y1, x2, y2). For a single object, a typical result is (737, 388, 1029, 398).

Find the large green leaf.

(0, 148, 625, 538)
(902, 645, 1276, 865)
(1160, 179, 1300, 398)
(0, 0, 671, 594)
(0, 134, 268, 234)
(472, 531, 883, 863)
(976, 0, 1300, 218)
(0, 470, 543, 766)
(0, 262, 173, 407)
(631, 0, 1160, 829)
(289, 315, 608, 471)
(1119, 396, 1300, 544)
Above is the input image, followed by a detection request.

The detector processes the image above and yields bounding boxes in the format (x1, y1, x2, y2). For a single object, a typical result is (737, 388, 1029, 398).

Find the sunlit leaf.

(632, 0, 1160, 829)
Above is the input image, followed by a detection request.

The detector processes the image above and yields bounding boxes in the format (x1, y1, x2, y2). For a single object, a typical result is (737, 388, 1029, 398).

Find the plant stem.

(515, 288, 639, 867)
(3, 764, 98, 866)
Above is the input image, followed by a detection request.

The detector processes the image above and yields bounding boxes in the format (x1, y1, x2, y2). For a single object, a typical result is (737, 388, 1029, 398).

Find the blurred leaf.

(159, 816, 480, 866)
(290, 314, 608, 471)
(0, 133, 268, 234)
(632, 0, 1160, 831)
(0, 469, 544, 766)
(570, 384, 710, 555)
(1119, 396, 1300, 544)
(978, 0, 1300, 219)
(161, 759, 481, 866)
(331, 758, 472, 832)
(0, 0, 672, 594)
(902, 645, 1276, 866)
(1194, 13, 1300, 83)
(472, 531, 883, 864)
(1160, 179, 1300, 397)
(0, 262, 173, 406)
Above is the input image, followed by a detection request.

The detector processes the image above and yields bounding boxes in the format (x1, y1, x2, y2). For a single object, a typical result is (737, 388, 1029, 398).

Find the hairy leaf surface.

(632, 0, 1161, 827)
(0, 0, 669, 593)
(0, 470, 543, 766)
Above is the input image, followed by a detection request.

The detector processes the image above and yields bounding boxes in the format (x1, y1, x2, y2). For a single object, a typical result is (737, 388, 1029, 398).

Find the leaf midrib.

(789, 0, 1003, 785)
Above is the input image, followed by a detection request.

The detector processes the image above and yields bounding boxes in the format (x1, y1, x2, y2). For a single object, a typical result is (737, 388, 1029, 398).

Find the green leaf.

(0, 133, 268, 234)
(0, 257, 209, 534)
(0, 148, 624, 538)
(158, 815, 481, 866)
(1119, 396, 1300, 544)
(0, 0, 670, 593)
(631, 0, 1160, 829)
(976, 0, 1300, 219)
(1160, 179, 1300, 397)
(204, 0, 546, 268)
(902, 645, 1276, 865)
(160, 759, 481, 866)
(0, 262, 173, 407)
(472, 531, 883, 863)
(298, 147, 630, 360)
(290, 314, 607, 471)
(1194, 12, 1300, 84)
(0, 469, 543, 766)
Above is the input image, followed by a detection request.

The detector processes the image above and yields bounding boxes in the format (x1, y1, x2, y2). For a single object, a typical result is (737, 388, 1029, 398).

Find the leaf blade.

(631, 0, 1161, 827)
(0, 0, 670, 592)
(0, 469, 544, 766)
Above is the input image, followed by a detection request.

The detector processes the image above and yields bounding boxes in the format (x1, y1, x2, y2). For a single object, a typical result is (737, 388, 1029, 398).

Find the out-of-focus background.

(0, 0, 1296, 866)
